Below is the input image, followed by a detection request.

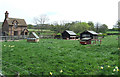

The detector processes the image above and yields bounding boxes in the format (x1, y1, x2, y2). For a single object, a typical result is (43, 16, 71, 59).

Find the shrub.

(56, 33, 61, 36)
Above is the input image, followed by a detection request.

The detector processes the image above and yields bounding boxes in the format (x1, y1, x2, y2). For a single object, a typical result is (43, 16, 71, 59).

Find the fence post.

(5, 36, 7, 42)
(100, 40, 102, 44)
(42, 72, 44, 77)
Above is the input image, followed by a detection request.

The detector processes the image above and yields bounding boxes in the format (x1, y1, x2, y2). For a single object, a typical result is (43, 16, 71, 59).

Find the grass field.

(106, 31, 119, 33)
(28, 29, 55, 35)
(2, 35, 119, 76)
(28, 29, 54, 33)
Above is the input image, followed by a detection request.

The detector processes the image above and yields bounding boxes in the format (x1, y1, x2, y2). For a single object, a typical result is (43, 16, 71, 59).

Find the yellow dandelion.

(118, 48, 120, 50)
(108, 65, 110, 68)
(50, 72, 52, 75)
(101, 66, 103, 69)
(60, 70, 63, 73)
(117, 69, 119, 71)
(11, 45, 15, 47)
(113, 69, 116, 72)
(4, 45, 6, 47)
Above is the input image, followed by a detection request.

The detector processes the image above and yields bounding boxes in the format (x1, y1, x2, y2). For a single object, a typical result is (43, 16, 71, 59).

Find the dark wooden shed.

(62, 30, 77, 39)
(80, 30, 98, 40)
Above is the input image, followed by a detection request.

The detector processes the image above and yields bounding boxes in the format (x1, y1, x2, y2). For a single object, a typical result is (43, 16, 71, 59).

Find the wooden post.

(5, 36, 7, 42)
(100, 40, 102, 44)
(95, 40, 96, 44)
(42, 72, 44, 77)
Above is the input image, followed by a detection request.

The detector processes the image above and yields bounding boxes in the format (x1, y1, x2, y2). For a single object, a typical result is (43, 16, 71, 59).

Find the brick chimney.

(5, 11, 9, 19)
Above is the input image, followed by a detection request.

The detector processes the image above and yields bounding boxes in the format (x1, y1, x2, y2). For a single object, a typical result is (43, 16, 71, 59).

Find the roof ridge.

(6, 17, 27, 26)
(65, 30, 76, 35)
(8, 17, 24, 20)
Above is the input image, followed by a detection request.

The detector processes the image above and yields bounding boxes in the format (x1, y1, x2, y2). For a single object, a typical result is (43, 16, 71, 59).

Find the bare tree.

(95, 22, 101, 33)
(37, 14, 49, 24)
(60, 20, 68, 26)
(33, 14, 49, 36)
(52, 21, 59, 26)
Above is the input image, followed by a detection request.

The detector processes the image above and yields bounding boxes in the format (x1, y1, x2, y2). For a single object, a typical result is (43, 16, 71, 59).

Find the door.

(14, 31, 18, 36)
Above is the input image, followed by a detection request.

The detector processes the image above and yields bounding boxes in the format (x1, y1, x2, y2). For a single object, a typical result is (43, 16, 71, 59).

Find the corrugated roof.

(86, 30, 98, 35)
(66, 30, 76, 35)
(28, 32, 39, 39)
(32, 32, 39, 38)
(6, 18, 27, 26)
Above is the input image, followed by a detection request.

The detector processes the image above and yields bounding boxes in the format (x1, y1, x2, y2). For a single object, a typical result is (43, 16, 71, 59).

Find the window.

(12, 20, 18, 28)
(14, 31, 18, 35)
(14, 23, 18, 28)
(82, 34, 90, 37)
(93, 36, 98, 39)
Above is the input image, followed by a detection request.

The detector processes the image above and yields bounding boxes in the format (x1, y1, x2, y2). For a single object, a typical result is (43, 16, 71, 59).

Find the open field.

(2, 35, 119, 76)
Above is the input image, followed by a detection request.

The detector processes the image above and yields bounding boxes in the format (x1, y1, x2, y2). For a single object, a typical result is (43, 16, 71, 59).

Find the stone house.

(2, 11, 28, 36)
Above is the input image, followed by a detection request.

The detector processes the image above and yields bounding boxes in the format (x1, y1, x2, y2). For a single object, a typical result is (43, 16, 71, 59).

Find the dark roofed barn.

(80, 30, 98, 40)
(62, 30, 77, 40)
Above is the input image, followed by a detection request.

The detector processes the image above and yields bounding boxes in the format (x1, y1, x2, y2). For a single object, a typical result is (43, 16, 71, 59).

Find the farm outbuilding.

(80, 30, 98, 40)
(80, 38, 91, 45)
(27, 32, 39, 42)
(62, 30, 77, 40)
(80, 30, 100, 45)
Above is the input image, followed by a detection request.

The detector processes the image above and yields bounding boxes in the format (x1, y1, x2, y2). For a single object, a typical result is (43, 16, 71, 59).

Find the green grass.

(106, 31, 119, 33)
(0, 42, 1, 72)
(2, 35, 119, 76)
(28, 29, 55, 35)
(39, 33, 55, 35)
(28, 29, 54, 32)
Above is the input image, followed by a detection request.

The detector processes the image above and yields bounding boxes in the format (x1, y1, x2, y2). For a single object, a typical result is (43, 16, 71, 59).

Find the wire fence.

(0, 35, 57, 41)
(2, 60, 57, 76)
(0, 36, 28, 41)
(2, 60, 38, 76)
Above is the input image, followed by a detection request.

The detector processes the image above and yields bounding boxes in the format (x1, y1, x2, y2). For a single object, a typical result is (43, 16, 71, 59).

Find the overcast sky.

(0, 0, 119, 29)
